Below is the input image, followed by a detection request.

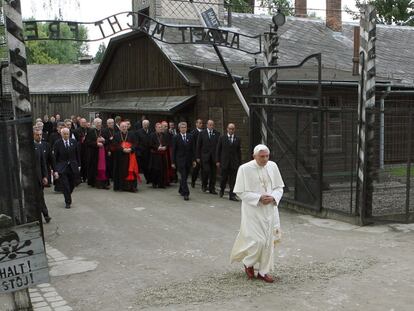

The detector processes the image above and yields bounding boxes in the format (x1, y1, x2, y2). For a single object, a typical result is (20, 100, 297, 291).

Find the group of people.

(33, 114, 243, 208)
(33, 113, 285, 284)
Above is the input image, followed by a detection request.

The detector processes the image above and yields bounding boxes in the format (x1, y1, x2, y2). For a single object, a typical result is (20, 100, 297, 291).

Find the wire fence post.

(356, 4, 376, 224)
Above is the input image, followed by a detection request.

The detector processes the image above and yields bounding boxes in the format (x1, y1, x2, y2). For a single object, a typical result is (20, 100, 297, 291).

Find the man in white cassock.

(230, 144, 284, 283)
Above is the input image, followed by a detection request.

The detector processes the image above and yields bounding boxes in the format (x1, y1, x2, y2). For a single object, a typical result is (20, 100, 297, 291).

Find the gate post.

(356, 4, 376, 224)
(1, 0, 40, 308)
(261, 14, 283, 146)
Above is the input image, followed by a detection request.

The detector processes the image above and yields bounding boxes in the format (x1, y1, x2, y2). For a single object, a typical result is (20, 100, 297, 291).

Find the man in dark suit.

(34, 127, 51, 223)
(43, 114, 53, 138)
(216, 123, 242, 201)
(53, 128, 80, 209)
(135, 119, 152, 183)
(74, 118, 89, 182)
(190, 119, 203, 188)
(196, 119, 220, 194)
(172, 122, 196, 201)
(134, 115, 146, 131)
(49, 121, 65, 192)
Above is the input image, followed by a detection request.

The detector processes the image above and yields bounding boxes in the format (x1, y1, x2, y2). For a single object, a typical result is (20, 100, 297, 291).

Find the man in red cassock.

(112, 121, 141, 192)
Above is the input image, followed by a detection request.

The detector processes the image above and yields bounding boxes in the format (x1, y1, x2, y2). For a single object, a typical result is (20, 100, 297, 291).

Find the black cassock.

(74, 127, 88, 182)
(112, 131, 139, 191)
(102, 127, 116, 179)
(148, 132, 170, 188)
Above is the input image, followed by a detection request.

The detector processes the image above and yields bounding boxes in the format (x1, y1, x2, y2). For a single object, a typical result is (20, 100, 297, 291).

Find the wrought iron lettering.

(22, 12, 262, 54)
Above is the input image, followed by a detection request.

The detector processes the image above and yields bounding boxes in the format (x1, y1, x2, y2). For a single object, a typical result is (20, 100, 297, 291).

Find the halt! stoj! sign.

(0, 222, 49, 293)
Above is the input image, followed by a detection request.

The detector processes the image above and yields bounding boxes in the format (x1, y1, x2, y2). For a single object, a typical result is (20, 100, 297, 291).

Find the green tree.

(259, 0, 294, 15)
(25, 21, 88, 64)
(346, 0, 414, 25)
(94, 43, 106, 64)
(227, 0, 254, 13)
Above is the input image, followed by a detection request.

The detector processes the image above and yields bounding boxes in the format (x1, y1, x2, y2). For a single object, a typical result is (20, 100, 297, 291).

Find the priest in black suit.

(216, 123, 241, 201)
(53, 128, 80, 209)
(34, 127, 51, 223)
(196, 119, 220, 194)
(135, 119, 152, 183)
(172, 122, 196, 201)
(74, 118, 89, 182)
(190, 119, 203, 188)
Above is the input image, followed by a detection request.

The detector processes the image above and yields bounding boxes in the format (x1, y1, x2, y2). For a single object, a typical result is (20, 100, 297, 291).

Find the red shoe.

(257, 273, 274, 283)
(244, 265, 255, 279)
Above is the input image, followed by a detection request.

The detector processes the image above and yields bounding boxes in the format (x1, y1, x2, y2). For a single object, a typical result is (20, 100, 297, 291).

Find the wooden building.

(28, 64, 98, 119)
(85, 31, 251, 160)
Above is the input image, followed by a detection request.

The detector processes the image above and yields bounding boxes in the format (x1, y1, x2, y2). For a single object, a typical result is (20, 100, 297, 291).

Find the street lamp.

(272, 10, 286, 31)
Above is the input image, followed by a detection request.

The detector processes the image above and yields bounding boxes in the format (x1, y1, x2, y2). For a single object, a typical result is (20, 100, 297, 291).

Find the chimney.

(326, 0, 342, 31)
(78, 55, 94, 65)
(295, 0, 307, 17)
(352, 26, 360, 75)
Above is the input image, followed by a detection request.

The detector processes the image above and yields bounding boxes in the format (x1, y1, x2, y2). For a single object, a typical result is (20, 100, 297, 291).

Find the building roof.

(1, 63, 99, 95)
(82, 95, 196, 115)
(28, 64, 99, 94)
(154, 13, 414, 86)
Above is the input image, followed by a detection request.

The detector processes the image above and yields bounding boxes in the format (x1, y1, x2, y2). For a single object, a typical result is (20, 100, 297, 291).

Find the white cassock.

(230, 159, 284, 276)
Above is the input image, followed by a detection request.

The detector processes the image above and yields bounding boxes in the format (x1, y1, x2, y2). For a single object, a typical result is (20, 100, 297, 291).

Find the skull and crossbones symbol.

(0, 231, 34, 262)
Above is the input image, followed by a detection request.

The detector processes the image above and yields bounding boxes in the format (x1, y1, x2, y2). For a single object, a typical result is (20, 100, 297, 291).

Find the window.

(48, 95, 71, 103)
(311, 111, 343, 152)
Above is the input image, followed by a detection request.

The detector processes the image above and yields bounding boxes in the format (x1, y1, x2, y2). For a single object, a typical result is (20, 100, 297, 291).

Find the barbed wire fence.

(160, 0, 360, 23)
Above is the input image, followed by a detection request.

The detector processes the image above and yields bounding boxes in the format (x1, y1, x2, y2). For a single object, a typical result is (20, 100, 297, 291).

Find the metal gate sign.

(22, 12, 262, 54)
(201, 8, 221, 28)
(0, 222, 49, 293)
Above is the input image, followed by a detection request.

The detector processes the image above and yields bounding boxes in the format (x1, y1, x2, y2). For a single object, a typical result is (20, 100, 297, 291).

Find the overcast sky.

(21, 0, 357, 55)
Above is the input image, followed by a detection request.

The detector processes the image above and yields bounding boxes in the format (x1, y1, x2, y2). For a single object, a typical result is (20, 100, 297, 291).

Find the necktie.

(65, 141, 69, 149)
(208, 131, 211, 139)
(230, 135, 233, 143)
(183, 134, 186, 142)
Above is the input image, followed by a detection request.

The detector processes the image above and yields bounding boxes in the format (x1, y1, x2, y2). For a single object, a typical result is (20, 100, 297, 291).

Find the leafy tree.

(94, 43, 106, 64)
(227, 0, 254, 13)
(25, 21, 89, 64)
(346, 0, 414, 25)
(259, 0, 294, 16)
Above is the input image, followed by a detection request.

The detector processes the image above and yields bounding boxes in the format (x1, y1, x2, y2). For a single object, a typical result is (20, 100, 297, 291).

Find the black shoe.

(184, 195, 189, 201)
(229, 196, 239, 202)
(202, 186, 207, 192)
(210, 190, 218, 195)
(44, 216, 51, 223)
(219, 190, 224, 198)
(191, 181, 195, 188)
(65, 204, 71, 209)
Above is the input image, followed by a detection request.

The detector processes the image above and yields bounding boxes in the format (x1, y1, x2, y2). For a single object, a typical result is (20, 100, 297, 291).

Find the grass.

(389, 166, 414, 177)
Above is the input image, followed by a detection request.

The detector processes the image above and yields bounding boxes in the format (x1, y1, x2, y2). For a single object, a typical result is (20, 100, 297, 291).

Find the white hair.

(93, 118, 102, 125)
(253, 144, 270, 156)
